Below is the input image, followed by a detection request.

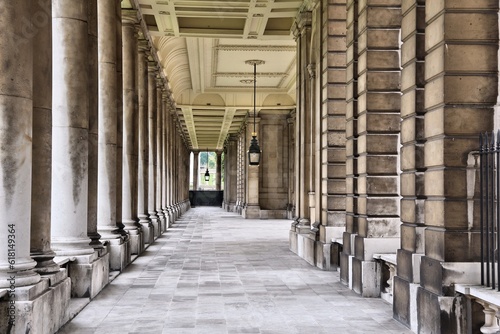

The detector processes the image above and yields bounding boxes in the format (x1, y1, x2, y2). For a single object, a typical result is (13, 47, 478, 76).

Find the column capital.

(156, 74, 164, 87)
(148, 61, 158, 73)
(228, 134, 239, 142)
(122, 10, 138, 26)
(292, 10, 312, 39)
(138, 39, 150, 53)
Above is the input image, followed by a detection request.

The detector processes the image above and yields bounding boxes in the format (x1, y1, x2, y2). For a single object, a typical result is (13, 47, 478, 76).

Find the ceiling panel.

(135, 0, 301, 151)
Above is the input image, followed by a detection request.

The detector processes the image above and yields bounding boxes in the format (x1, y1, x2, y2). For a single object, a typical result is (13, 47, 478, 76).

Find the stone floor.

(58, 207, 412, 334)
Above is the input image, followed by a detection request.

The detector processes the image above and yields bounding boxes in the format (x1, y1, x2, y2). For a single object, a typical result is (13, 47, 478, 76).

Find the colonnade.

(0, 1, 189, 332)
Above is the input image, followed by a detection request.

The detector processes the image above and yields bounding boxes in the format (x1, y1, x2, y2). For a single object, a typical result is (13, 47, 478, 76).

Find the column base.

(417, 286, 469, 334)
(138, 215, 154, 245)
(106, 236, 131, 271)
(156, 209, 166, 234)
(393, 276, 419, 332)
(31, 251, 61, 274)
(351, 258, 381, 297)
(0, 257, 41, 288)
(58, 249, 109, 298)
(148, 211, 160, 240)
(0, 269, 71, 334)
(242, 204, 260, 218)
(163, 208, 171, 229)
(127, 228, 144, 255)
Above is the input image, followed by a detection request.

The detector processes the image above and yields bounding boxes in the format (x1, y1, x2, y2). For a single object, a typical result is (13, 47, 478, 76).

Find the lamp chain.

(253, 63, 256, 134)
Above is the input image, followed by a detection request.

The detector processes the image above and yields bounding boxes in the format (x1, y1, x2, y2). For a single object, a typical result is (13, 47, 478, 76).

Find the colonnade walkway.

(58, 207, 411, 334)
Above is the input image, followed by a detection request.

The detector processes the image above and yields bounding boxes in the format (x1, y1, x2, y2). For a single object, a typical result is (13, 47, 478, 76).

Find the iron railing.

(480, 132, 500, 290)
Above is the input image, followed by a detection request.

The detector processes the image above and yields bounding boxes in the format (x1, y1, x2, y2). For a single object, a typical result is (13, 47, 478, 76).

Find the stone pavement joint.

(58, 207, 412, 334)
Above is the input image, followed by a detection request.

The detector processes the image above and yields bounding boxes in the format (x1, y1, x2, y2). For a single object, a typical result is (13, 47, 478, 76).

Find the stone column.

(121, 11, 143, 255)
(51, 0, 95, 257)
(161, 91, 170, 226)
(147, 63, 159, 238)
(287, 115, 296, 219)
(136, 40, 153, 245)
(341, 0, 359, 286)
(417, 1, 497, 332)
(97, 0, 127, 270)
(192, 151, 199, 191)
(216, 151, 222, 191)
(155, 77, 165, 233)
(317, 0, 348, 270)
(115, 1, 127, 241)
(393, 0, 426, 331)
(30, 0, 59, 274)
(307, 62, 318, 225)
(350, 0, 402, 297)
(87, 0, 101, 250)
(0, 0, 41, 288)
(226, 136, 238, 211)
(166, 109, 174, 221)
(293, 11, 312, 227)
(243, 119, 261, 218)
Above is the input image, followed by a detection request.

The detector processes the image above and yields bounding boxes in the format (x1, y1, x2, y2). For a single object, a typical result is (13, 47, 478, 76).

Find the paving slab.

(58, 207, 412, 334)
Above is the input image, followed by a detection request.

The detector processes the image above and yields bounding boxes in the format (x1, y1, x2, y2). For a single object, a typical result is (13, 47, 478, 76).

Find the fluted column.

(0, 0, 41, 288)
(147, 63, 159, 238)
(30, 0, 59, 274)
(51, 0, 95, 256)
(121, 11, 143, 255)
(216, 151, 222, 191)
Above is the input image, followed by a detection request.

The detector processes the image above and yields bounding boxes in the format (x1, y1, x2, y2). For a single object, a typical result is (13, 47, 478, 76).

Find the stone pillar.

(316, 0, 348, 270)
(136, 40, 153, 245)
(294, 11, 312, 227)
(341, 0, 359, 286)
(416, 1, 498, 332)
(216, 151, 222, 191)
(225, 136, 238, 211)
(161, 91, 170, 226)
(0, 0, 41, 288)
(30, 0, 59, 274)
(307, 62, 317, 226)
(121, 11, 143, 255)
(393, 0, 426, 331)
(97, 0, 127, 270)
(51, 0, 96, 257)
(192, 151, 199, 191)
(287, 114, 296, 219)
(147, 63, 159, 238)
(87, 0, 101, 250)
(167, 110, 175, 221)
(52, 0, 110, 298)
(236, 129, 247, 213)
(115, 1, 127, 245)
(242, 118, 261, 218)
(350, 0, 402, 297)
(155, 77, 165, 233)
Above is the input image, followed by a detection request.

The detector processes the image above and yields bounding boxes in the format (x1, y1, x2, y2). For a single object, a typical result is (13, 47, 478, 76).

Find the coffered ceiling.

(127, 0, 302, 150)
